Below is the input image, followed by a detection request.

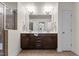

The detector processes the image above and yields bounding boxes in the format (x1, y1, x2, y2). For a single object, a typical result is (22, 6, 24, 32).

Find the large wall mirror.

(29, 14, 57, 33)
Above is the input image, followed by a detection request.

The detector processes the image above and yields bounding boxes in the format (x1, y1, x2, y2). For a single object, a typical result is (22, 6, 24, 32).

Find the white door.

(62, 10, 72, 51)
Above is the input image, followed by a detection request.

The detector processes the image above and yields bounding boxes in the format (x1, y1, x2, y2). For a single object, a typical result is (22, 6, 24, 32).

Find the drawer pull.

(36, 45, 41, 46)
(36, 40, 41, 42)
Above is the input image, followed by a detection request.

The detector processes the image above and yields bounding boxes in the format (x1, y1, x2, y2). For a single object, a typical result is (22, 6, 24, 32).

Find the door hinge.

(71, 14, 72, 16)
(71, 44, 72, 47)
(71, 29, 72, 32)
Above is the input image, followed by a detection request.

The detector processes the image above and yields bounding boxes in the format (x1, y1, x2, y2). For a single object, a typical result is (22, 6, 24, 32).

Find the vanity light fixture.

(28, 11, 33, 14)
(43, 5, 54, 14)
(25, 4, 36, 14)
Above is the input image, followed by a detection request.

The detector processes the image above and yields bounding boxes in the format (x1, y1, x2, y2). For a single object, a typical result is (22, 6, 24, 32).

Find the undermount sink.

(34, 33, 39, 36)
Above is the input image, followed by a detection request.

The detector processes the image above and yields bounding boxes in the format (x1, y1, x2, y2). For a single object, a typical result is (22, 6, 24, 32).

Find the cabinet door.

(21, 34, 29, 49)
(29, 34, 36, 48)
(42, 34, 57, 49)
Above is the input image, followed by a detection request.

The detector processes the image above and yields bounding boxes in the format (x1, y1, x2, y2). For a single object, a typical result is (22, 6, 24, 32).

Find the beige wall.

(72, 3, 79, 55)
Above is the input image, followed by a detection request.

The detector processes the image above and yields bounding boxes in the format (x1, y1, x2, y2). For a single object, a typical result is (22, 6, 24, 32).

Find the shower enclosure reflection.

(0, 3, 4, 56)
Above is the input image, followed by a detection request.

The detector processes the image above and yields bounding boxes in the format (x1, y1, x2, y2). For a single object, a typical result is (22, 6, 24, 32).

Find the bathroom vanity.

(21, 11, 58, 49)
(21, 33, 57, 49)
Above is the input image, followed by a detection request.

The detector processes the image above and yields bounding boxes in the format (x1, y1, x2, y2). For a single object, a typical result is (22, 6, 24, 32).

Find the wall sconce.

(45, 11, 51, 15)
(43, 5, 54, 14)
(28, 11, 33, 14)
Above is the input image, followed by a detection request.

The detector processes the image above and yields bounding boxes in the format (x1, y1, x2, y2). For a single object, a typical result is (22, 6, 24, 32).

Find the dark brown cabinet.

(21, 33, 57, 49)
(21, 34, 29, 49)
(41, 34, 57, 49)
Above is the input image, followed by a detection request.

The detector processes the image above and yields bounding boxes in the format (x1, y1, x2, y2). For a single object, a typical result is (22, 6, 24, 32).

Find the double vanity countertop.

(21, 31, 58, 34)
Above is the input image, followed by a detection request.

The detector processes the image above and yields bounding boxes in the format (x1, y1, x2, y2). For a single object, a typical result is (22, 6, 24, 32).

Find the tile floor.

(18, 50, 77, 56)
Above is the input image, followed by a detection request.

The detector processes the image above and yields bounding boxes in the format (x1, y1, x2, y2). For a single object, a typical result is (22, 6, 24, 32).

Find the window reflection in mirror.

(38, 22, 45, 32)
(29, 22, 33, 32)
